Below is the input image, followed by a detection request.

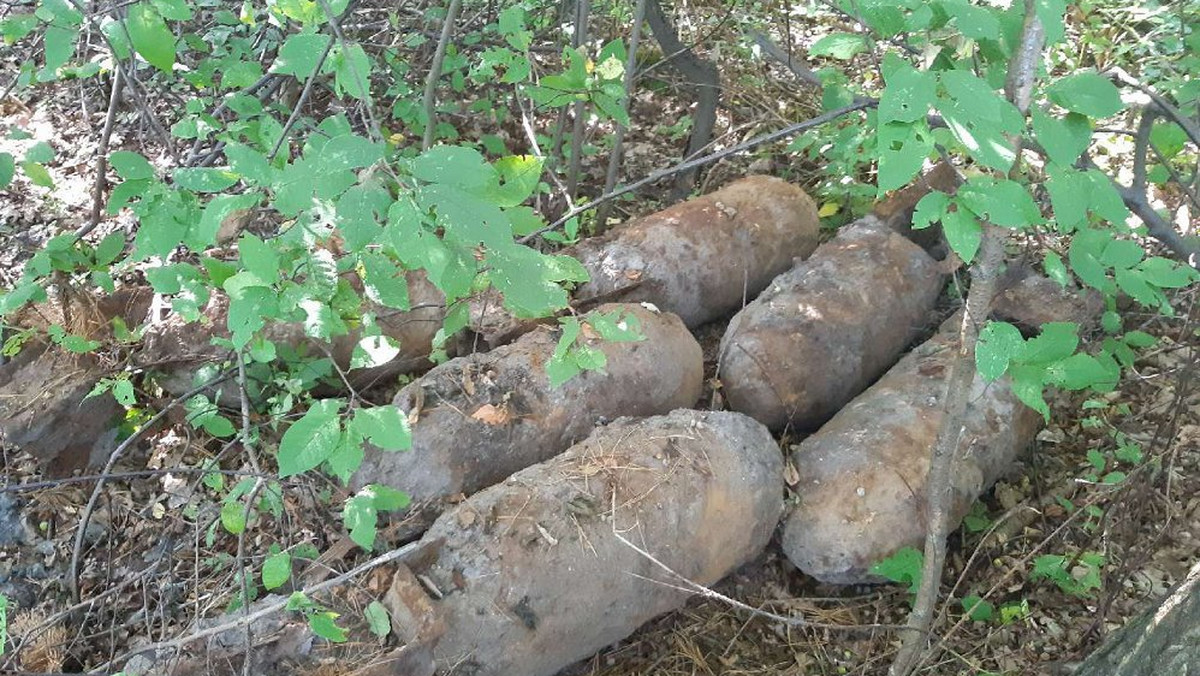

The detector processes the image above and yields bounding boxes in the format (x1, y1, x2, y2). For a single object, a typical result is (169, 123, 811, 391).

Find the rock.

(718, 221, 944, 432)
(388, 410, 783, 676)
(568, 176, 821, 327)
(351, 303, 704, 507)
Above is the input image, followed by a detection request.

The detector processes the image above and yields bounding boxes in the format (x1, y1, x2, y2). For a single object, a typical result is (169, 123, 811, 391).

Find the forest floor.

(1, 1, 1198, 674)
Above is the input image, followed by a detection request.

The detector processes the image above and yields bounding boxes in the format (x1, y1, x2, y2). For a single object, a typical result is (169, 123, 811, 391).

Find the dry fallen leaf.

(471, 403, 512, 426)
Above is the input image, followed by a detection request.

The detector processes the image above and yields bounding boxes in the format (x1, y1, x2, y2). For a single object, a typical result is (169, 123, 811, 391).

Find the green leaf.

(1031, 110, 1092, 166)
(1139, 257, 1198, 288)
(127, 2, 176, 73)
(94, 231, 127, 265)
(870, 546, 924, 594)
(348, 406, 412, 451)
(194, 192, 260, 250)
(224, 143, 273, 185)
(956, 177, 1042, 228)
(42, 24, 79, 79)
(110, 151, 155, 180)
(173, 167, 239, 193)
(1100, 238, 1144, 270)
(961, 595, 994, 622)
(369, 484, 410, 511)
(271, 33, 333, 78)
(21, 162, 53, 188)
(943, 0, 1000, 39)
(1046, 167, 1090, 230)
(1020, 322, 1079, 364)
(876, 121, 933, 192)
(277, 399, 344, 477)
(1046, 72, 1124, 118)
(332, 42, 371, 100)
(976, 321, 1023, 382)
(942, 206, 982, 263)
(220, 500, 247, 534)
(152, 0, 192, 20)
(1048, 353, 1115, 391)
(262, 551, 292, 590)
(878, 61, 935, 123)
(1010, 364, 1050, 419)
(238, 233, 280, 283)
(344, 492, 378, 549)
(412, 145, 497, 193)
(24, 141, 54, 164)
(308, 612, 348, 642)
(365, 601, 391, 638)
(809, 32, 867, 60)
(1043, 251, 1069, 287)
(937, 70, 1020, 172)
(359, 251, 410, 310)
(111, 378, 136, 406)
(0, 152, 14, 189)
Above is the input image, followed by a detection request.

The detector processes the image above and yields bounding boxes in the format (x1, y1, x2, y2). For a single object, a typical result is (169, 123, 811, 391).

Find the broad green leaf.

(344, 492, 378, 549)
(127, 2, 176, 73)
(1043, 251, 1069, 287)
(336, 182, 391, 252)
(1139, 257, 1198, 288)
(94, 231, 126, 265)
(0, 152, 14, 189)
(152, 0, 192, 19)
(491, 155, 544, 207)
(100, 16, 132, 59)
(1046, 72, 1124, 118)
(369, 484, 410, 511)
(365, 601, 391, 638)
(487, 244, 569, 317)
(1100, 238, 1144, 270)
(277, 399, 344, 477)
(1031, 110, 1092, 166)
(876, 121, 933, 192)
(941, 205, 982, 263)
(220, 500, 247, 534)
(348, 406, 412, 451)
(1045, 167, 1090, 230)
(111, 378, 136, 405)
(262, 551, 291, 590)
(1068, 228, 1113, 293)
(1020, 322, 1079, 364)
(1150, 122, 1187, 160)
(24, 141, 54, 164)
(942, 0, 1000, 39)
(412, 145, 497, 193)
(332, 42, 371, 100)
(957, 177, 1041, 228)
(1010, 364, 1050, 419)
(21, 162, 53, 188)
(359, 251, 410, 310)
(1048, 353, 1116, 391)
(809, 33, 867, 60)
(879, 61, 935, 123)
(110, 151, 155, 180)
(869, 546, 923, 594)
(193, 192, 260, 250)
(976, 321, 1023, 382)
(173, 167, 239, 193)
(271, 33, 333, 78)
(1, 14, 38, 43)
(224, 143, 273, 185)
(308, 612, 348, 642)
(238, 233, 280, 282)
(1115, 268, 1161, 308)
(42, 24, 79, 79)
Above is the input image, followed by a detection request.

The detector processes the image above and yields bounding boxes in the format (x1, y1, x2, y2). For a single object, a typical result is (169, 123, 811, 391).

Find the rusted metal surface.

(136, 271, 448, 400)
(569, 175, 821, 327)
(350, 303, 704, 506)
(779, 273, 1099, 585)
(390, 410, 782, 676)
(718, 221, 944, 432)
